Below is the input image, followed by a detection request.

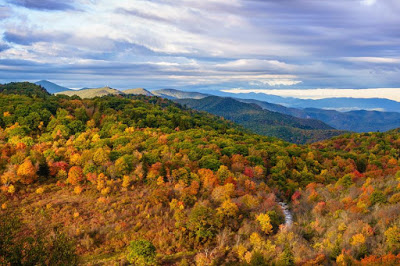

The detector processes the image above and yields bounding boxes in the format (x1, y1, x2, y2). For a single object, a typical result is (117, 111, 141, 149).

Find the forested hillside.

(0, 83, 400, 265)
(241, 98, 400, 133)
(177, 96, 347, 144)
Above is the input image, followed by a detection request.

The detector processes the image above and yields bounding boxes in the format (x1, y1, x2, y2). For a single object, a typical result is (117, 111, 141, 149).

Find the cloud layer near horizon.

(0, 0, 399, 97)
(223, 88, 400, 102)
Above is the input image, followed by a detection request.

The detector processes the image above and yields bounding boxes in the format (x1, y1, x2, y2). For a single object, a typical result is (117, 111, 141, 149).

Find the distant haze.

(223, 88, 400, 102)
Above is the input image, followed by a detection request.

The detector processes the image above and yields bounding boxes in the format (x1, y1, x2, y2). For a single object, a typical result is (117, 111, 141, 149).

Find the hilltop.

(122, 88, 154, 96)
(56, 87, 207, 99)
(0, 82, 50, 98)
(56, 86, 123, 98)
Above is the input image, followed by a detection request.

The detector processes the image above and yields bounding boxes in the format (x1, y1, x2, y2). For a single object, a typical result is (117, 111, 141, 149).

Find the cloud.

(3, 31, 44, 45)
(343, 57, 400, 64)
(215, 59, 296, 72)
(361, 0, 376, 6)
(7, 0, 76, 11)
(0, 5, 12, 20)
(1, 0, 400, 93)
(0, 42, 10, 52)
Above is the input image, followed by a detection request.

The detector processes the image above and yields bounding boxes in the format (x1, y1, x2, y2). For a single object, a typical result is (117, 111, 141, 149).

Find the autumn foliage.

(0, 83, 400, 264)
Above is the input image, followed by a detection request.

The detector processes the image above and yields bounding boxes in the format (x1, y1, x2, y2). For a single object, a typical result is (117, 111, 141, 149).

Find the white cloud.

(215, 59, 296, 72)
(258, 79, 302, 86)
(361, 0, 376, 6)
(343, 57, 400, 64)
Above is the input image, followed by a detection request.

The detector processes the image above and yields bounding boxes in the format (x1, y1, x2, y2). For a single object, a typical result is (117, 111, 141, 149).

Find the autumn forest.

(0, 82, 400, 265)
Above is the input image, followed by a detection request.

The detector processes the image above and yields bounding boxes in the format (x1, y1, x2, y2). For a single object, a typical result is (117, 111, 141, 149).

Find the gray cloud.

(7, 0, 76, 11)
(3, 29, 70, 45)
(0, 42, 10, 52)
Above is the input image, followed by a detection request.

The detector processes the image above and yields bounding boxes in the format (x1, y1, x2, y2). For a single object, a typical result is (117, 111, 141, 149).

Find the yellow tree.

(217, 199, 239, 218)
(350, 233, 365, 246)
(385, 226, 400, 251)
(17, 159, 37, 184)
(256, 213, 273, 235)
(93, 148, 109, 166)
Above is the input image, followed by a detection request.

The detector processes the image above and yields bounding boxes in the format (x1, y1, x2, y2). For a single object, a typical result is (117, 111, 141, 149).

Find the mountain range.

(54, 86, 153, 98)
(151, 89, 209, 99)
(147, 88, 400, 133)
(176, 96, 346, 143)
(35, 80, 400, 137)
(239, 99, 400, 133)
(199, 90, 400, 113)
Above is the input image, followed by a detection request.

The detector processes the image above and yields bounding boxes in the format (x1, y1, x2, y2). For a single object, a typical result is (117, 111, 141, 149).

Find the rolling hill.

(57, 87, 154, 98)
(176, 96, 347, 143)
(56, 87, 123, 98)
(0, 82, 50, 98)
(122, 88, 154, 96)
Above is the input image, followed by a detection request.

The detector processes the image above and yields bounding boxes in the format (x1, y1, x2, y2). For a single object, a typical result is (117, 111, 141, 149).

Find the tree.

(217, 165, 231, 184)
(17, 159, 37, 184)
(385, 226, 400, 251)
(350, 233, 365, 247)
(217, 199, 239, 218)
(115, 155, 133, 177)
(370, 190, 386, 205)
(188, 203, 220, 243)
(93, 148, 109, 166)
(211, 183, 235, 202)
(199, 155, 221, 171)
(127, 239, 156, 266)
(67, 166, 83, 185)
(281, 244, 294, 266)
(250, 251, 267, 266)
(256, 213, 273, 235)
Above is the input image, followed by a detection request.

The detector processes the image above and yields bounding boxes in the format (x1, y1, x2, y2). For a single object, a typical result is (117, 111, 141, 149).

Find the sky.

(0, 0, 399, 99)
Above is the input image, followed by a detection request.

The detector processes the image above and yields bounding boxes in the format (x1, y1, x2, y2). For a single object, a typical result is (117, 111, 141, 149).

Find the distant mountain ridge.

(51, 84, 400, 133)
(56, 87, 209, 99)
(239, 98, 400, 133)
(123, 88, 153, 96)
(151, 89, 209, 99)
(35, 80, 70, 93)
(176, 96, 347, 143)
(209, 91, 400, 113)
(151, 88, 400, 133)
(57, 87, 154, 98)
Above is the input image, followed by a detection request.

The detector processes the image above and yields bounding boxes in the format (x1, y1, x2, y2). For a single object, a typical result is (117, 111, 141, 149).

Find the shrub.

(127, 239, 157, 265)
